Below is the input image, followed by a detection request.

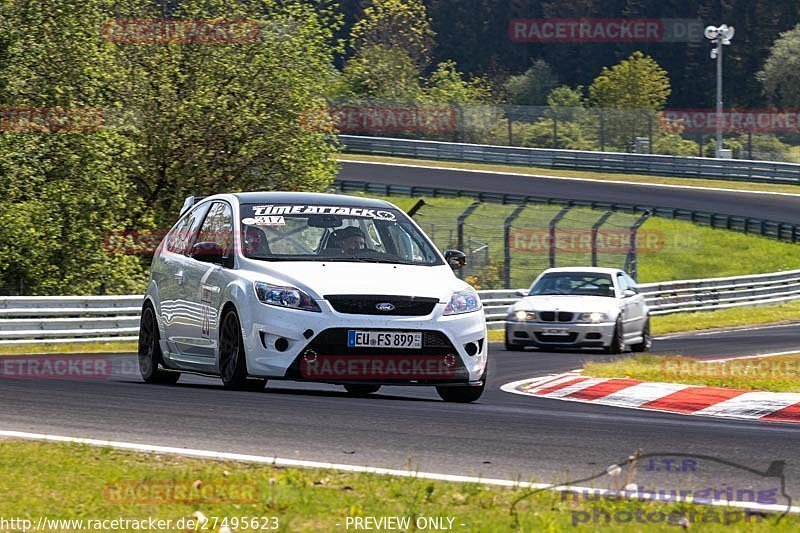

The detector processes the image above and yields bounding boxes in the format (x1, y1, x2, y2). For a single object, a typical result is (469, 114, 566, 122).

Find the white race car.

(138, 192, 488, 402)
(505, 267, 651, 353)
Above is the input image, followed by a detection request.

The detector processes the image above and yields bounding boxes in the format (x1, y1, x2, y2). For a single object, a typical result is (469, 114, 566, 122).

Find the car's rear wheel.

(604, 318, 625, 355)
(631, 318, 652, 353)
(343, 384, 381, 396)
(219, 309, 267, 391)
(138, 304, 180, 384)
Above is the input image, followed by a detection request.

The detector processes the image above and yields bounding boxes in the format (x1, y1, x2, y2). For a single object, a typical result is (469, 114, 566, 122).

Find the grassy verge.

(340, 154, 800, 195)
(349, 194, 800, 286)
(0, 341, 137, 356)
(0, 440, 794, 531)
(585, 354, 800, 393)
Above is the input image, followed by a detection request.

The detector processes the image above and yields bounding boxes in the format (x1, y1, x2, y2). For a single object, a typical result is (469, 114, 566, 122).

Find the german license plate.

(347, 330, 422, 349)
(543, 328, 570, 336)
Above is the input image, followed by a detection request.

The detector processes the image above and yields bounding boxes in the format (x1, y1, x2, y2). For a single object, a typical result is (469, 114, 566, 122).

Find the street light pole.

(715, 39, 723, 157)
(705, 24, 734, 158)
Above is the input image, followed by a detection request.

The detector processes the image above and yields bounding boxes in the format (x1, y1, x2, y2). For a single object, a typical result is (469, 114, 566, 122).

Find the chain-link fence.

(310, 98, 800, 162)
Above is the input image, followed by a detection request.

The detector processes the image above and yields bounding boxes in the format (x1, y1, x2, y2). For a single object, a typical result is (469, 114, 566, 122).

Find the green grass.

(0, 341, 137, 356)
(341, 153, 800, 195)
(651, 301, 800, 335)
(351, 193, 800, 286)
(585, 354, 800, 393)
(1, 439, 795, 531)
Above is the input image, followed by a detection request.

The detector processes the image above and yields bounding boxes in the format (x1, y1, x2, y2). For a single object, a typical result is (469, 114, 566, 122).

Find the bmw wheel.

(138, 304, 180, 384)
(219, 308, 267, 391)
(604, 318, 625, 355)
(631, 318, 653, 353)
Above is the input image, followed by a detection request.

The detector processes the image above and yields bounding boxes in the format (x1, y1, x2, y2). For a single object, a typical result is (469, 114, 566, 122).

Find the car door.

(617, 272, 646, 338)
(178, 201, 235, 361)
(157, 203, 210, 357)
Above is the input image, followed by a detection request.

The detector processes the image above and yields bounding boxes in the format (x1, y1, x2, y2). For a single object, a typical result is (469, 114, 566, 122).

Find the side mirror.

(516, 289, 527, 297)
(623, 289, 638, 298)
(191, 241, 224, 265)
(444, 249, 466, 270)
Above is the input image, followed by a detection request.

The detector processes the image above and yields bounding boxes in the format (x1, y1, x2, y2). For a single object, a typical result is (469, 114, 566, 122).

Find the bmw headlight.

(577, 312, 609, 323)
(444, 288, 482, 315)
(255, 282, 321, 312)
(512, 310, 536, 321)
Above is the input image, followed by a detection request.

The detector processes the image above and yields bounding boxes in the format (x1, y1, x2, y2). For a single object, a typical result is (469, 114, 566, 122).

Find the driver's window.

(617, 274, 629, 295)
(197, 202, 234, 257)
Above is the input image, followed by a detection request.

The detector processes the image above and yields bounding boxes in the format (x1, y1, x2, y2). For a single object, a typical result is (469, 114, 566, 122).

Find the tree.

(589, 51, 670, 111)
(341, 45, 421, 100)
(349, 0, 434, 67)
(425, 61, 491, 104)
(758, 23, 800, 108)
(504, 59, 558, 106)
(0, 0, 342, 295)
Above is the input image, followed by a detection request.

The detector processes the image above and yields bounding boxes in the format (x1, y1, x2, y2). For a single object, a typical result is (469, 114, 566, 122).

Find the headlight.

(255, 282, 321, 312)
(444, 288, 482, 315)
(577, 312, 609, 323)
(512, 310, 536, 321)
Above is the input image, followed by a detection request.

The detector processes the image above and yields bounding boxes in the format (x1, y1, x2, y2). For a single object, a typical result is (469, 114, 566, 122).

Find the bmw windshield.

(529, 272, 615, 297)
(239, 203, 444, 266)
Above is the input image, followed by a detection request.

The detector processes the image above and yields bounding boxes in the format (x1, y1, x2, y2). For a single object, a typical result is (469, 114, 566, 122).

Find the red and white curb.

(501, 372, 800, 423)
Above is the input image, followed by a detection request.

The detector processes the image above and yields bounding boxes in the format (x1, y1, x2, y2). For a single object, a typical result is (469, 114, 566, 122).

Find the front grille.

(535, 332, 579, 343)
(285, 328, 468, 383)
(325, 295, 438, 316)
(539, 311, 574, 322)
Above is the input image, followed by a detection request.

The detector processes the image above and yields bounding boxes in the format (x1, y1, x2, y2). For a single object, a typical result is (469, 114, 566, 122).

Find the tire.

(219, 308, 267, 391)
(343, 384, 381, 396)
(631, 318, 653, 353)
(604, 318, 626, 355)
(436, 383, 485, 403)
(138, 304, 180, 384)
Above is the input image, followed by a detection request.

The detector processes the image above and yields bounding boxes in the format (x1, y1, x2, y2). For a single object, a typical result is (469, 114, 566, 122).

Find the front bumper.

(240, 298, 488, 384)
(505, 319, 615, 349)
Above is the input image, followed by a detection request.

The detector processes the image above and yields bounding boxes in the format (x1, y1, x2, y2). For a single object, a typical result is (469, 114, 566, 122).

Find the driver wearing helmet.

(335, 226, 367, 255)
(555, 277, 572, 294)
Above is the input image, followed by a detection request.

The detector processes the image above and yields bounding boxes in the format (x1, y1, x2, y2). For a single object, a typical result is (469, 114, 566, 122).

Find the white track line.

(339, 159, 800, 198)
(1, 429, 797, 515)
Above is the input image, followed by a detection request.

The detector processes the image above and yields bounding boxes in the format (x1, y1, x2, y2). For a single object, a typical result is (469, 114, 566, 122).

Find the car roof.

(232, 191, 394, 208)
(540, 267, 625, 275)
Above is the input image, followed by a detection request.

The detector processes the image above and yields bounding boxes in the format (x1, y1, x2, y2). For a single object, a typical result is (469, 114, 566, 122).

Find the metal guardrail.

(340, 135, 800, 186)
(4, 270, 800, 342)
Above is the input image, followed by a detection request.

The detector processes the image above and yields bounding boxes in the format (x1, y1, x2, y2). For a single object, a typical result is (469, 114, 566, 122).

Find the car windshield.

(529, 272, 615, 297)
(239, 203, 443, 266)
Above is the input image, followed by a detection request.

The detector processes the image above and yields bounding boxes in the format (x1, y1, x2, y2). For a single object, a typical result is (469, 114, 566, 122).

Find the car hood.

(242, 260, 466, 301)
(513, 295, 620, 314)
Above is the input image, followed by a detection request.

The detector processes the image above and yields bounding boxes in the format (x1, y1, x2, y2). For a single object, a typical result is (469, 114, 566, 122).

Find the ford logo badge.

(375, 302, 395, 312)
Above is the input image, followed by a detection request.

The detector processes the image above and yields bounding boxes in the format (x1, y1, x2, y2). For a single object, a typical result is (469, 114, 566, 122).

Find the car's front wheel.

(436, 383, 485, 403)
(138, 304, 180, 384)
(604, 317, 625, 355)
(631, 318, 652, 353)
(343, 384, 381, 396)
(219, 308, 267, 391)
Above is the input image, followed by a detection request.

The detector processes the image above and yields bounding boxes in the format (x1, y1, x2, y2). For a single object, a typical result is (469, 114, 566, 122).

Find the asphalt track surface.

(338, 161, 800, 224)
(2, 324, 800, 496)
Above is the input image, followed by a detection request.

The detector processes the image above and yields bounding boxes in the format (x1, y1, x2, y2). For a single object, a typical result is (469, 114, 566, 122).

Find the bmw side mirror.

(444, 249, 466, 270)
(623, 289, 638, 298)
(191, 241, 225, 265)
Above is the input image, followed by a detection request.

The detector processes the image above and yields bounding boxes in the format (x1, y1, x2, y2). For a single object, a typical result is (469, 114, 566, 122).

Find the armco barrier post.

(591, 211, 614, 267)
(504, 204, 527, 289)
(549, 206, 572, 269)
